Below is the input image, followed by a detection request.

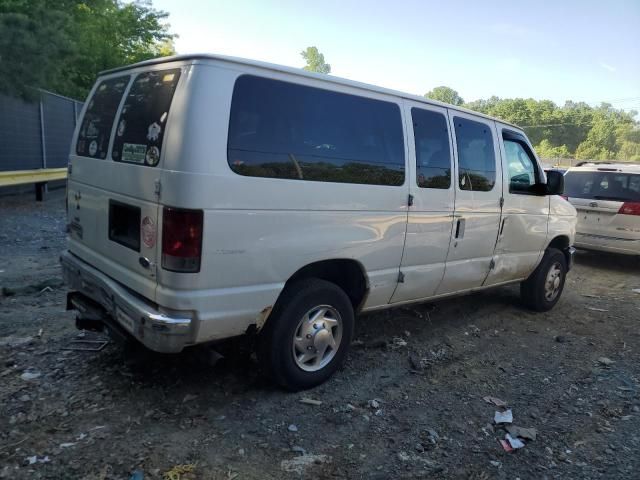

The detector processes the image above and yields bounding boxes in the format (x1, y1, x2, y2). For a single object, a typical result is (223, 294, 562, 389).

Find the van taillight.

(618, 202, 640, 216)
(161, 207, 203, 272)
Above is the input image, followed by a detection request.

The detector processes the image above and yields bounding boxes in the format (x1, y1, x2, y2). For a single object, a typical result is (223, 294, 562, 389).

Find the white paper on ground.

(494, 409, 513, 424)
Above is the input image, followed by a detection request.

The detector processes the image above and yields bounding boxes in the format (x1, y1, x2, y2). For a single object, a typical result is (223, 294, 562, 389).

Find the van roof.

(100, 53, 521, 130)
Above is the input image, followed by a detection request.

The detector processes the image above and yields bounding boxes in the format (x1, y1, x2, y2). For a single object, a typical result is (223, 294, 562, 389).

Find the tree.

(461, 94, 640, 162)
(300, 46, 331, 74)
(0, 0, 74, 100)
(0, 0, 175, 100)
(425, 86, 464, 106)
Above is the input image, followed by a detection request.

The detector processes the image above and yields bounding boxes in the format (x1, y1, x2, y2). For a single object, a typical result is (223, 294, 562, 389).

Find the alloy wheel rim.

(544, 262, 563, 301)
(292, 305, 342, 372)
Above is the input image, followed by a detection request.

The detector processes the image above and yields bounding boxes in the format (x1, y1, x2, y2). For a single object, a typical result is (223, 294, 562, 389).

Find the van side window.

(227, 75, 405, 186)
(76, 76, 129, 159)
(112, 69, 181, 167)
(503, 138, 538, 193)
(411, 108, 451, 189)
(453, 117, 496, 192)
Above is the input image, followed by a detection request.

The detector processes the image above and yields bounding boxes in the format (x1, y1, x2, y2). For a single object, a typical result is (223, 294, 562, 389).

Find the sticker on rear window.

(147, 122, 161, 142)
(145, 146, 160, 166)
(122, 143, 147, 164)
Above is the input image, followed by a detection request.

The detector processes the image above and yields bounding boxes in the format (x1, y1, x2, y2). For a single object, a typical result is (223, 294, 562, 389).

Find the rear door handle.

(455, 218, 466, 239)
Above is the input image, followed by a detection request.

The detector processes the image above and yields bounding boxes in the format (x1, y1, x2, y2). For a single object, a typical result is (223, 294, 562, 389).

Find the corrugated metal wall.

(0, 90, 83, 172)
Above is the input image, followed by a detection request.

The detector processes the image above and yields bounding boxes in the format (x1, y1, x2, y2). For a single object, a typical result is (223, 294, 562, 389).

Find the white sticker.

(141, 216, 156, 248)
(117, 119, 126, 136)
(88, 140, 98, 157)
(147, 122, 161, 142)
(145, 146, 160, 166)
(122, 143, 146, 163)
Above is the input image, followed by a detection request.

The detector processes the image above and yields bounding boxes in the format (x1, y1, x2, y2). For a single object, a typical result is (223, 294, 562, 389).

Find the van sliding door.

(390, 100, 455, 303)
(435, 112, 504, 294)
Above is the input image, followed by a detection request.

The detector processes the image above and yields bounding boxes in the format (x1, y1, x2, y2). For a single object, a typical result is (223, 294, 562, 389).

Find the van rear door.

(67, 67, 183, 302)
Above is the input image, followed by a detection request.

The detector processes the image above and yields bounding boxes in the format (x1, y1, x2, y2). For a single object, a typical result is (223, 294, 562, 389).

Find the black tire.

(257, 278, 354, 391)
(520, 247, 567, 312)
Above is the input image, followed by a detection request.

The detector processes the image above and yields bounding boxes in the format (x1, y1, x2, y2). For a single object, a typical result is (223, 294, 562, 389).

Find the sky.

(153, 0, 640, 111)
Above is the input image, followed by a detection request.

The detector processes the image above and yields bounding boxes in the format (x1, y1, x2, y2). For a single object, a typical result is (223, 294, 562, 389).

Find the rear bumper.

(60, 250, 196, 353)
(575, 232, 640, 256)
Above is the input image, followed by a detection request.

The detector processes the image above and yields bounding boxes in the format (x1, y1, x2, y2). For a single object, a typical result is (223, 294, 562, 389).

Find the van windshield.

(564, 171, 640, 202)
(112, 68, 181, 167)
(76, 76, 129, 159)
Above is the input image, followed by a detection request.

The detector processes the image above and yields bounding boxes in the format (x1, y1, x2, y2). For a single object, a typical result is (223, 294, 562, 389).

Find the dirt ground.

(1, 189, 639, 480)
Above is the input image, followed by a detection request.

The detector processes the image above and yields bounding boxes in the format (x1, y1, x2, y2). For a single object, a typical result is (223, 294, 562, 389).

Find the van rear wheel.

(520, 248, 567, 312)
(258, 278, 354, 391)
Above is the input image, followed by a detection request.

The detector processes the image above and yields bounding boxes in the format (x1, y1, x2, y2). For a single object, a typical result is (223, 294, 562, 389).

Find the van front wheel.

(520, 248, 567, 312)
(258, 278, 354, 391)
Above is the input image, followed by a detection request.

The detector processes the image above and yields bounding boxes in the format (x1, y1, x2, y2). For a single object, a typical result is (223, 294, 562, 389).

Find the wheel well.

(285, 259, 369, 312)
(548, 235, 570, 262)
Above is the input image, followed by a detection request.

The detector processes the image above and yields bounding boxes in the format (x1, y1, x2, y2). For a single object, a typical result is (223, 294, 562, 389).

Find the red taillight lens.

(618, 202, 640, 216)
(161, 207, 203, 272)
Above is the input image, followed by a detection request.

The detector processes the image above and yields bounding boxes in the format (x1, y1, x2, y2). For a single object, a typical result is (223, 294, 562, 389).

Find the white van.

(563, 162, 640, 256)
(61, 54, 577, 390)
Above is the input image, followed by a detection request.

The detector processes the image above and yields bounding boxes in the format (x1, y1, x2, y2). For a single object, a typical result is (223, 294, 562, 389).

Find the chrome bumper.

(60, 250, 195, 353)
(566, 246, 576, 271)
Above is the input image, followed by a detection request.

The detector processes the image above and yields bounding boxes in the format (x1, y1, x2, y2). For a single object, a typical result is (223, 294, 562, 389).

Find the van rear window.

(227, 75, 405, 186)
(76, 76, 129, 159)
(564, 171, 640, 202)
(112, 69, 181, 167)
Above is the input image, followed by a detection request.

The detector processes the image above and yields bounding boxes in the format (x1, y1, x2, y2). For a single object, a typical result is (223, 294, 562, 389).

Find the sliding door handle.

(455, 218, 466, 239)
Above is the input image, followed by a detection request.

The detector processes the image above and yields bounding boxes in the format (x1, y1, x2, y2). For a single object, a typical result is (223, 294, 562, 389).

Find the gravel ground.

(1, 189, 639, 480)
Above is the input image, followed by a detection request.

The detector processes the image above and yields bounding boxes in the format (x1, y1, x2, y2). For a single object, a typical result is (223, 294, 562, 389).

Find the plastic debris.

(494, 409, 513, 424)
(62, 339, 108, 352)
(483, 396, 507, 407)
(288, 424, 298, 432)
(499, 439, 513, 452)
(505, 433, 525, 449)
(587, 307, 608, 312)
(299, 397, 322, 406)
(506, 425, 537, 441)
(598, 357, 615, 366)
(59, 442, 76, 448)
(368, 399, 381, 409)
(20, 369, 41, 381)
(26, 455, 50, 465)
(182, 394, 198, 403)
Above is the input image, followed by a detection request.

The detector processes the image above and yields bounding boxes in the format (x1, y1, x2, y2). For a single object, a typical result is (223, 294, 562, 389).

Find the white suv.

(564, 162, 640, 256)
(61, 54, 577, 390)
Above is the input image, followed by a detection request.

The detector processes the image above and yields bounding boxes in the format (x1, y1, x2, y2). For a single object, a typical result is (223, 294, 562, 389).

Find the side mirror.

(545, 170, 564, 196)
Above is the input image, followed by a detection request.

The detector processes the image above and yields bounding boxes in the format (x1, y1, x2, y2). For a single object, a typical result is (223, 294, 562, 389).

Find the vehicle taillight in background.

(162, 207, 203, 272)
(618, 202, 640, 216)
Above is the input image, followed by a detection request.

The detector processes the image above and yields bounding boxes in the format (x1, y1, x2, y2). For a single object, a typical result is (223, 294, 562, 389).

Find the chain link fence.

(0, 90, 83, 172)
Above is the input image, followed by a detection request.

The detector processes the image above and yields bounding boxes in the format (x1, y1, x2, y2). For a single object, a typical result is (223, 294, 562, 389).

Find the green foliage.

(0, 0, 175, 101)
(454, 90, 640, 162)
(0, 0, 74, 100)
(425, 86, 464, 106)
(300, 47, 331, 74)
